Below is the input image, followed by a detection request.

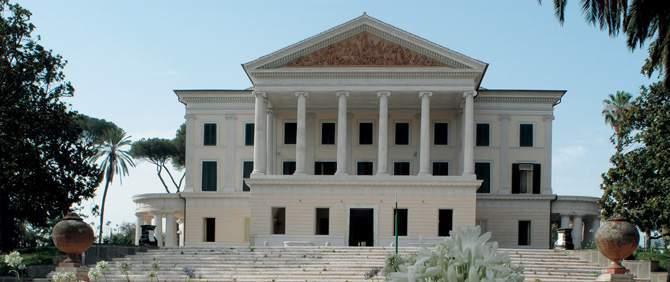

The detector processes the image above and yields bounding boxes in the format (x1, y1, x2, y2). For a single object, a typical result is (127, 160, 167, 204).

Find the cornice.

(476, 194, 557, 201)
(246, 175, 481, 187)
(180, 96, 255, 104)
(250, 70, 480, 80)
(475, 96, 559, 105)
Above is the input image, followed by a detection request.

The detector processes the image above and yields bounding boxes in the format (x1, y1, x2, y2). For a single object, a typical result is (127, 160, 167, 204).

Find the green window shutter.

(520, 124, 533, 147)
(202, 161, 217, 191)
(204, 123, 216, 146)
(532, 164, 541, 194)
(245, 123, 254, 146)
(475, 163, 490, 193)
(512, 164, 520, 194)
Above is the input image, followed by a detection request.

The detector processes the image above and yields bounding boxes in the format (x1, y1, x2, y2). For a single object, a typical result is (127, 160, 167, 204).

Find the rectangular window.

(476, 123, 490, 146)
(201, 161, 217, 192)
(395, 123, 409, 145)
(512, 163, 541, 194)
(475, 162, 491, 193)
(520, 124, 533, 147)
(314, 161, 337, 175)
(282, 161, 296, 175)
(242, 161, 253, 192)
(204, 218, 215, 242)
(393, 208, 408, 236)
(315, 208, 329, 235)
(432, 162, 449, 176)
(284, 122, 296, 144)
(359, 122, 373, 145)
(245, 123, 254, 146)
(272, 207, 286, 235)
(393, 162, 410, 175)
(518, 220, 531, 246)
(321, 122, 336, 145)
(434, 123, 448, 145)
(438, 209, 453, 237)
(357, 161, 374, 175)
(203, 123, 217, 146)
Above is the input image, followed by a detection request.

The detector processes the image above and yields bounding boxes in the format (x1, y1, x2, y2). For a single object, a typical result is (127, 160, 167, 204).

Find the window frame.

(203, 123, 217, 146)
(392, 208, 408, 237)
(320, 121, 336, 145)
(271, 207, 286, 235)
(475, 162, 491, 193)
(518, 220, 532, 246)
(283, 120, 297, 145)
(204, 217, 216, 242)
(393, 161, 411, 176)
(438, 209, 454, 237)
(432, 161, 449, 176)
(242, 160, 253, 192)
(433, 122, 449, 145)
(358, 121, 374, 145)
(282, 160, 296, 175)
(244, 123, 254, 146)
(314, 160, 337, 175)
(519, 123, 534, 147)
(356, 161, 374, 176)
(476, 123, 490, 147)
(394, 121, 410, 145)
(201, 160, 217, 192)
(315, 207, 330, 236)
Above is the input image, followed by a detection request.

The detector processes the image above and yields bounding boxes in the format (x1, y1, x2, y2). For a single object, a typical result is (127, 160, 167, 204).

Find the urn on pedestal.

(51, 212, 95, 281)
(595, 215, 639, 275)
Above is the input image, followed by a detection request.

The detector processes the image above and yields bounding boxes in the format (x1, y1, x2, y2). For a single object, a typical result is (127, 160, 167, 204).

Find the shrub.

(385, 226, 524, 282)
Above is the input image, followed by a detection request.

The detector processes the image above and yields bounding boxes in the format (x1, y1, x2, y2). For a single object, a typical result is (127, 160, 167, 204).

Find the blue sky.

(17, 1, 653, 230)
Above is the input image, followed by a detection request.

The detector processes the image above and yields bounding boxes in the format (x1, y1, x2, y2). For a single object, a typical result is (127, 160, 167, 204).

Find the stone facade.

(133, 14, 599, 249)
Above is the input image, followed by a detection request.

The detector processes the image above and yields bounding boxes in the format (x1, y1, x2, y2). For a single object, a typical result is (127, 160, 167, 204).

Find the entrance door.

(349, 208, 374, 247)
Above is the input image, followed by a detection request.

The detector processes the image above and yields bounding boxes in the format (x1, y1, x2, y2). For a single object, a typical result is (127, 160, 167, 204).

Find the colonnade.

(250, 90, 477, 177)
(135, 212, 183, 247)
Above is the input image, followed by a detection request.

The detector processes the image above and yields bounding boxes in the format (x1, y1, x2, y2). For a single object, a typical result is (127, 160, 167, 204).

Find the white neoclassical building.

(133, 14, 599, 250)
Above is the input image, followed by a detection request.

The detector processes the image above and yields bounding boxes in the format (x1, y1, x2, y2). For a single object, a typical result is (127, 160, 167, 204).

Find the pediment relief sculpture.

(286, 32, 447, 67)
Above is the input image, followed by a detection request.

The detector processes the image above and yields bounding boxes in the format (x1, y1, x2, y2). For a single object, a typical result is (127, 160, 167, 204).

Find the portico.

(250, 89, 479, 178)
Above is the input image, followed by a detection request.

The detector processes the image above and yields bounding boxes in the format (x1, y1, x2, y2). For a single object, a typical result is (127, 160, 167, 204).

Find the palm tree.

(94, 128, 134, 244)
(602, 91, 632, 151)
(540, 0, 670, 87)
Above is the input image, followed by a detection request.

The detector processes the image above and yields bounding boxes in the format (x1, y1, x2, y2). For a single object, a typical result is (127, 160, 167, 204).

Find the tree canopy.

(131, 124, 185, 193)
(541, 0, 670, 87)
(0, 0, 101, 251)
(600, 82, 670, 246)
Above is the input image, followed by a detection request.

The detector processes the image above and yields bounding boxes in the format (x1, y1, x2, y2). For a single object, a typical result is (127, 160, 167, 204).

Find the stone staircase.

(101, 246, 602, 281)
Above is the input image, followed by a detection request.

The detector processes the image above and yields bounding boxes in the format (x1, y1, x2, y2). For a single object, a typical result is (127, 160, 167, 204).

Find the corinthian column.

(418, 91, 432, 176)
(376, 91, 391, 175)
(294, 92, 308, 175)
(462, 91, 475, 176)
(251, 91, 267, 176)
(335, 91, 349, 175)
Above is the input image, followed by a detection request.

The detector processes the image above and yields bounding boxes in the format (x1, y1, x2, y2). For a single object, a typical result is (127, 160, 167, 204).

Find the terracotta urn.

(595, 215, 639, 274)
(52, 213, 95, 267)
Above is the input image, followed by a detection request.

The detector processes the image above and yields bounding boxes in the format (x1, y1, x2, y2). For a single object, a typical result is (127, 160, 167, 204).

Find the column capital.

(253, 91, 267, 98)
(498, 114, 511, 121)
(295, 91, 309, 98)
(418, 91, 433, 98)
(336, 91, 350, 97)
(543, 115, 555, 121)
(463, 90, 477, 98)
(377, 91, 391, 97)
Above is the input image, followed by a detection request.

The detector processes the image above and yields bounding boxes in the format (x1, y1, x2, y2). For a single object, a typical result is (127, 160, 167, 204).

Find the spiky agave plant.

(386, 226, 524, 282)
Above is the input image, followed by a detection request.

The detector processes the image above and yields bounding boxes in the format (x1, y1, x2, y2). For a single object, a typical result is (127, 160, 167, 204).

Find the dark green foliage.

(131, 123, 186, 193)
(131, 134, 184, 193)
(76, 114, 121, 144)
(541, 0, 670, 87)
(600, 83, 670, 247)
(0, 0, 101, 252)
(105, 222, 135, 246)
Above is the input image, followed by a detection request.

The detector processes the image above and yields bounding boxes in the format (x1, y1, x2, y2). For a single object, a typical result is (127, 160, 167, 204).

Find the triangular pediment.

(243, 14, 488, 86)
(285, 32, 447, 67)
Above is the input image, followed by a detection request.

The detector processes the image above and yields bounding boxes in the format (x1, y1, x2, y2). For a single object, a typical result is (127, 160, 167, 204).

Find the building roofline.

(174, 89, 253, 93)
(479, 89, 567, 94)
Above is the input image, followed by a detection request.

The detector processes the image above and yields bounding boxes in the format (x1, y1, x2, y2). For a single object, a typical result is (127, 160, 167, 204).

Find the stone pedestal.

(555, 228, 574, 250)
(596, 273, 634, 282)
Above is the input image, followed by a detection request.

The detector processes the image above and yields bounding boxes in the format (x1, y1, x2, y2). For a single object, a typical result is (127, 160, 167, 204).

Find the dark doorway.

(349, 208, 374, 246)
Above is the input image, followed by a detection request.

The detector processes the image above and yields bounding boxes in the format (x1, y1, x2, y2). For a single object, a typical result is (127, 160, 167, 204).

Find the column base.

(250, 171, 266, 177)
(335, 171, 348, 176)
(417, 171, 432, 177)
(376, 172, 390, 176)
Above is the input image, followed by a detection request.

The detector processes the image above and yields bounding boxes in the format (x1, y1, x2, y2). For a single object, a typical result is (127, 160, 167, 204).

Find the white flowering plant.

(385, 226, 524, 282)
(51, 271, 76, 282)
(3, 251, 26, 281)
